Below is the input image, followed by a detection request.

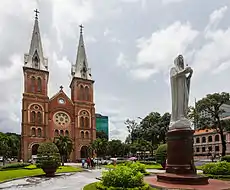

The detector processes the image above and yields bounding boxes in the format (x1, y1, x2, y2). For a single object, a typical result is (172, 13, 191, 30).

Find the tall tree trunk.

(218, 119, 226, 157)
(61, 155, 64, 166)
(3, 157, 5, 166)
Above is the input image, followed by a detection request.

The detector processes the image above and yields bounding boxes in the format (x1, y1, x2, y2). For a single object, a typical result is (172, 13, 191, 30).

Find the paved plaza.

(0, 169, 102, 190)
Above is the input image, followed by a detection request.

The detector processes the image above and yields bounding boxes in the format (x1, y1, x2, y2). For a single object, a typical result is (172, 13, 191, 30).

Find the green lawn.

(144, 164, 162, 169)
(83, 182, 98, 190)
(83, 182, 158, 190)
(0, 165, 82, 183)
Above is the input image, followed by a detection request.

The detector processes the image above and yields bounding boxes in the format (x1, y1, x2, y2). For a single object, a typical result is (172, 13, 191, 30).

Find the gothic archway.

(32, 144, 39, 156)
(80, 146, 88, 159)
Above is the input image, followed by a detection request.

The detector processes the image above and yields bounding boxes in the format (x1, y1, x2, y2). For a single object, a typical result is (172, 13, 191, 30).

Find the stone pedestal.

(157, 129, 209, 185)
(166, 129, 195, 174)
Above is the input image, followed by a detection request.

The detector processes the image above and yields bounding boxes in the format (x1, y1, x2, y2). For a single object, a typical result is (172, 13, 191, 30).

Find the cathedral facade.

(21, 14, 96, 162)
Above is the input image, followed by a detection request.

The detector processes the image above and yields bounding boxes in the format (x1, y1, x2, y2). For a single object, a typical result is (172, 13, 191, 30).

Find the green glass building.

(96, 113, 109, 139)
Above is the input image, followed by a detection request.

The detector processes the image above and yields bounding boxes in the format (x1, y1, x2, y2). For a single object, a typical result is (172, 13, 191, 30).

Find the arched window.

(80, 117, 84, 128)
(65, 130, 69, 136)
(202, 137, 206, 143)
(32, 52, 39, 69)
(81, 131, 84, 138)
(31, 111, 35, 123)
(215, 135, 219, 142)
(79, 85, 84, 100)
(37, 78, 42, 92)
(85, 131, 89, 139)
(85, 87, 89, 101)
(31, 128, 36, 136)
(55, 129, 59, 136)
(208, 136, 212, 142)
(37, 128, 42, 137)
(31, 76, 35, 92)
(60, 130, 64, 136)
(37, 112, 42, 124)
(84, 117, 89, 128)
(196, 137, 200, 143)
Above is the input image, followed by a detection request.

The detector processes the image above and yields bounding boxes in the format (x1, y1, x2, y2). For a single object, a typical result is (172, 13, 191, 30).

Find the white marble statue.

(169, 55, 193, 130)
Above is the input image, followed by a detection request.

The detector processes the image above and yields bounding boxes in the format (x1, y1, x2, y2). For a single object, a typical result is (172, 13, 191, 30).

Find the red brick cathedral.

(21, 13, 96, 162)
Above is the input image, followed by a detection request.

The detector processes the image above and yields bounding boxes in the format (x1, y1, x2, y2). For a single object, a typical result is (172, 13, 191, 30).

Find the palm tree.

(54, 136, 73, 166)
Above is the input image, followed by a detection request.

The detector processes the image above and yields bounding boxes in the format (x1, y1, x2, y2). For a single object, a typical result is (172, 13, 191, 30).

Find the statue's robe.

(170, 67, 190, 122)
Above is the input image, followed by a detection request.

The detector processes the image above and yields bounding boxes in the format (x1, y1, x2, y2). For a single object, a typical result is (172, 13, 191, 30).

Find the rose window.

(54, 112, 70, 126)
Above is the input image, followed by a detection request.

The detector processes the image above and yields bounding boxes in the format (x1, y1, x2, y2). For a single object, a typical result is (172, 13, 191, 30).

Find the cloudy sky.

(0, 0, 230, 141)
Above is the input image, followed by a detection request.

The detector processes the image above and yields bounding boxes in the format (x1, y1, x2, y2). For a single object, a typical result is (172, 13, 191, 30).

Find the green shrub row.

(139, 161, 156, 165)
(204, 174, 230, 180)
(0, 163, 30, 170)
(221, 156, 230, 162)
(202, 161, 230, 175)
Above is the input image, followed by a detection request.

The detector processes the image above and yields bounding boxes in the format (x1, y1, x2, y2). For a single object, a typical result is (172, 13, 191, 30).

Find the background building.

(96, 113, 109, 140)
(193, 129, 230, 160)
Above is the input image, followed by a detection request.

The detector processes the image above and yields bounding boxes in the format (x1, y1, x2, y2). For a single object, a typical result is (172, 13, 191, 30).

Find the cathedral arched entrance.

(80, 146, 88, 159)
(31, 144, 39, 157)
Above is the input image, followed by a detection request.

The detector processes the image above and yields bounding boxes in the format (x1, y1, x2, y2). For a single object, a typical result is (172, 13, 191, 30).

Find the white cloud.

(212, 61, 230, 75)
(116, 52, 130, 68)
(109, 37, 122, 44)
(104, 28, 111, 36)
(193, 27, 230, 76)
(56, 56, 71, 69)
(129, 68, 158, 80)
(51, 0, 94, 41)
(161, 0, 188, 5)
(133, 21, 198, 79)
(0, 54, 22, 82)
(85, 36, 97, 43)
(205, 6, 228, 33)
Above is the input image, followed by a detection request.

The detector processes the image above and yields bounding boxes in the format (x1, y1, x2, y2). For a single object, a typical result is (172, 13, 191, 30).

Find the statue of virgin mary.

(169, 55, 193, 130)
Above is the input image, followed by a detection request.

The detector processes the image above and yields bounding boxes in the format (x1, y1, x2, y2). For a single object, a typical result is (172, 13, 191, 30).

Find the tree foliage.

(96, 131, 108, 140)
(54, 135, 73, 166)
(0, 132, 20, 165)
(125, 112, 170, 148)
(90, 138, 130, 158)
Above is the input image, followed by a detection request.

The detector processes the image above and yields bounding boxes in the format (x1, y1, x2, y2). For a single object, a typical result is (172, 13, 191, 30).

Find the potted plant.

(36, 142, 61, 177)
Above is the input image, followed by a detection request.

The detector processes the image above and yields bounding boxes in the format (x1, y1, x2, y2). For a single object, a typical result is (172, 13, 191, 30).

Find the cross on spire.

(34, 9, 40, 20)
(60, 85, 63, 91)
(79, 24, 84, 34)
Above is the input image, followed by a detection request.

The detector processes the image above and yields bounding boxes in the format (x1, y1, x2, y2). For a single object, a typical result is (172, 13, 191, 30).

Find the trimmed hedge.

(204, 174, 230, 180)
(0, 163, 30, 170)
(36, 142, 61, 169)
(221, 156, 230, 162)
(139, 161, 156, 165)
(202, 161, 230, 175)
(155, 144, 167, 168)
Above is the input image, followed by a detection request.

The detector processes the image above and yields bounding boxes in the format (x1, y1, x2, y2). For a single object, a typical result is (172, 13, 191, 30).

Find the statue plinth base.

(157, 128, 209, 185)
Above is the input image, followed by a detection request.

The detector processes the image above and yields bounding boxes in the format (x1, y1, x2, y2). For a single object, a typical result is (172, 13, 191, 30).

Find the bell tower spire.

(71, 25, 92, 80)
(24, 9, 48, 71)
